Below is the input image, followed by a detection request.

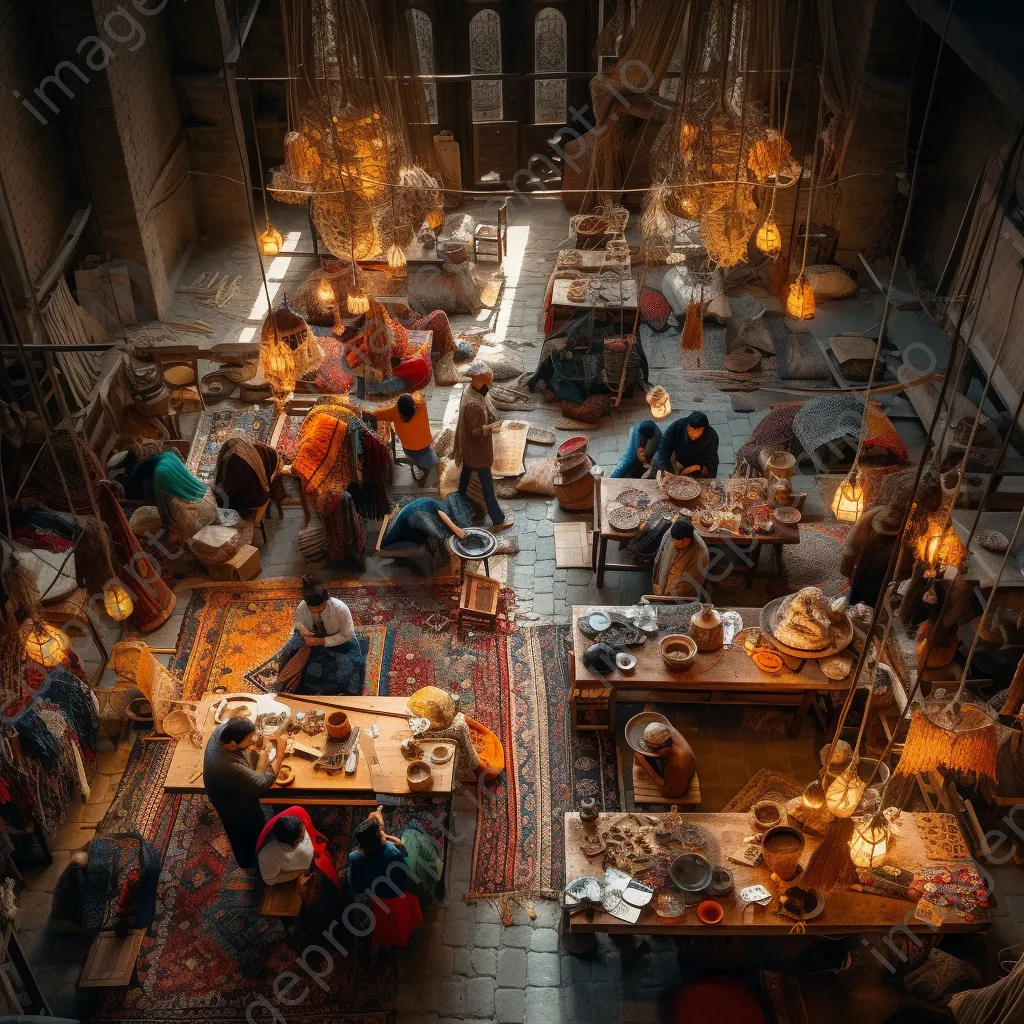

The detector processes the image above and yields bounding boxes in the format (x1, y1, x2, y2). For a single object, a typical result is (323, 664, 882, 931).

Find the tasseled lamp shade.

(23, 622, 70, 668)
(348, 292, 371, 314)
(316, 278, 336, 305)
(103, 580, 134, 622)
(786, 274, 816, 319)
(260, 225, 284, 256)
(387, 245, 407, 269)
(756, 219, 782, 258)
(830, 471, 864, 523)
(893, 700, 998, 782)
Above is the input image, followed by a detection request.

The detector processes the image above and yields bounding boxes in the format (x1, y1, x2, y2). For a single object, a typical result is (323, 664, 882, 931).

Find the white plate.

(589, 611, 612, 632)
(621, 881, 655, 907)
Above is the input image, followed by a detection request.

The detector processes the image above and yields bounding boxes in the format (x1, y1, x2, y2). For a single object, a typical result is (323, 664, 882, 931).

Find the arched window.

(534, 7, 567, 125)
(407, 8, 438, 124)
(470, 9, 502, 122)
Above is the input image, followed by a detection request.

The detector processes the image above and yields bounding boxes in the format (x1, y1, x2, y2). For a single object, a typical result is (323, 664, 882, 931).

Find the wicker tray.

(608, 506, 641, 532)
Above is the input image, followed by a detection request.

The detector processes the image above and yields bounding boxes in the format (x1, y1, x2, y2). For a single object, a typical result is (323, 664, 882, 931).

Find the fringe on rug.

(464, 890, 538, 926)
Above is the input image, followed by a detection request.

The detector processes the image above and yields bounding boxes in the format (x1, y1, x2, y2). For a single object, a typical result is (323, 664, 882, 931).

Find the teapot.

(689, 604, 724, 652)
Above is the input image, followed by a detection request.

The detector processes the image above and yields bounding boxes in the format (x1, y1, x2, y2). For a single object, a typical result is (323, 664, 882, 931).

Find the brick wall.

(0, 0, 73, 284)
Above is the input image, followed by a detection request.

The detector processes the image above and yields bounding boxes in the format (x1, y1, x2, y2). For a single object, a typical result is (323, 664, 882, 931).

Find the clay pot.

(697, 900, 724, 925)
(327, 711, 351, 741)
(761, 825, 805, 881)
(406, 759, 434, 791)
(689, 604, 724, 652)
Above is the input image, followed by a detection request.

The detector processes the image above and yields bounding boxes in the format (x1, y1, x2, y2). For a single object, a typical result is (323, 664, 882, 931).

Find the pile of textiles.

(381, 494, 475, 558)
(793, 395, 908, 464)
(0, 667, 99, 837)
(291, 399, 390, 523)
(51, 830, 161, 935)
(10, 508, 76, 553)
(736, 404, 800, 473)
(531, 312, 648, 404)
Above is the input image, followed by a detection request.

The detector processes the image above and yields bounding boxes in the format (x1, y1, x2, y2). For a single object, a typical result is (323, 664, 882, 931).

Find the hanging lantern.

(786, 274, 816, 319)
(756, 219, 782, 258)
(347, 291, 370, 315)
(801, 778, 826, 810)
(425, 209, 444, 231)
(646, 385, 672, 419)
(103, 580, 134, 622)
(387, 245, 407, 269)
(917, 519, 964, 571)
(317, 277, 337, 306)
(260, 225, 284, 256)
(830, 470, 865, 523)
(849, 813, 890, 868)
(22, 622, 70, 668)
(825, 762, 866, 818)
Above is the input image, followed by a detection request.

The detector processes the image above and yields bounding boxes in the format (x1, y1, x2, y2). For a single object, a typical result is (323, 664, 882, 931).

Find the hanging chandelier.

(893, 695, 998, 782)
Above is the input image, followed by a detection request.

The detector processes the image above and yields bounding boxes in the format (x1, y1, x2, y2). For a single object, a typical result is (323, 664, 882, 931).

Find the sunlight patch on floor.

(243, 230, 304, 329)
(489, 223, 529, 342)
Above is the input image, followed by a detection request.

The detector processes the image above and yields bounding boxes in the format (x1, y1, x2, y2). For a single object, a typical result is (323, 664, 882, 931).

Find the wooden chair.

(568, 656, 616, 733)
(473, 201, 508, 266)
(632, 753, 701, 810)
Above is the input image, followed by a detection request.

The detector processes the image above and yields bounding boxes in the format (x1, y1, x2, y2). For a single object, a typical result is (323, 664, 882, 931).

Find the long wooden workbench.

(571, 606, 850, 736)
(563, 811, 987, 938)
(164, 693, 457, 806)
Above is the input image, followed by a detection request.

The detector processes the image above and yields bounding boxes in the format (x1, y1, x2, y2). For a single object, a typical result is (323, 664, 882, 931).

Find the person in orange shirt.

(374, 392, 438, 483)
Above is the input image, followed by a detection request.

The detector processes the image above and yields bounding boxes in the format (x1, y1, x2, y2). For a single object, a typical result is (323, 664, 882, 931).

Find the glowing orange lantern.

(786, 274, 816, 319)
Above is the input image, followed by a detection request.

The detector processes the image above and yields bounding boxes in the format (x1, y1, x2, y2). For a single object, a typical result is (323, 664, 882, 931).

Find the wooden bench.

(79, 929, 146, 988)
(569, 657, 616, 734)
(631, 753, 701, 810)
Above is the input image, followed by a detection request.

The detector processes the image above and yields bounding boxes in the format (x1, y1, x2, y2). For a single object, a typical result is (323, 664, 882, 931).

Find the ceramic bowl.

(276, 763, 295, 786)
(661, 634, 697, 670)
(668, 852, 713, 904)
(615, 652, 637, 673)
(406, 760, 434, 791)
(697, 900, 724, 925)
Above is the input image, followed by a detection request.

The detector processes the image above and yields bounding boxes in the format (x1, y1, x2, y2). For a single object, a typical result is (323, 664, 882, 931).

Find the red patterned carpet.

(170, 580, 617, 918)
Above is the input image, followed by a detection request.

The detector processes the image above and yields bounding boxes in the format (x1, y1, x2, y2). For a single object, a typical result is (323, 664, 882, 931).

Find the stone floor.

(13, 198, 1024, 1021)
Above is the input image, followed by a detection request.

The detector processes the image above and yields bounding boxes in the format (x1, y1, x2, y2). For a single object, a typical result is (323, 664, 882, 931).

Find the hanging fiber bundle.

(894, 706, 998, 782)
(0, 551, 43, 631)
(797, 817, 855, 894)
(74, 517, 117, 597)
(681, 300, 704, 353)
(1000, 652, 1024, 719)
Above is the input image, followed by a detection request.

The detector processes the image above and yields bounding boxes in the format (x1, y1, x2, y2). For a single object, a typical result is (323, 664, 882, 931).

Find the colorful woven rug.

(172, 584, 617, 920)
(186, 407, 276, 483)
(93, 738, 442, 1023)
(272, 413, 304, 462)
(305, 334, 354, 395)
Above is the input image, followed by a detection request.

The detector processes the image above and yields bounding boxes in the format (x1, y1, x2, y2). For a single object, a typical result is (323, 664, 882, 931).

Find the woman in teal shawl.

(130, 450, 218, 538)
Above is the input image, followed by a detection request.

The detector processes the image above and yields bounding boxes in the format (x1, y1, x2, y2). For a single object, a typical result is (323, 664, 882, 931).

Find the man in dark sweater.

(203, 717, 285, 869)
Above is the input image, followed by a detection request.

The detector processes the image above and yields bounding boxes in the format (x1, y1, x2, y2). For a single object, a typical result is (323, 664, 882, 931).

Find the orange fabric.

(374, 392, 433, 451)
(464, 715, 505, 780)
(292, 412, 350, 511)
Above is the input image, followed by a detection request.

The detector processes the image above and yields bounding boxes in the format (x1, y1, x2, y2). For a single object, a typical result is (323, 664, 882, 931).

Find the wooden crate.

(459, 571, 500, 630)
(630, 751, 701, 810)
(79, 929, 146, 988)
(260, 879, 303, 917)
(208, 545, 261, 582)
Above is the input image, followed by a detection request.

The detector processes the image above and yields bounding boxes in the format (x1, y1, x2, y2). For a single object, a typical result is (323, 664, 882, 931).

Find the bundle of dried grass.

(1000, 653, 1024, 719)
(681, 300, 704, 353)
(798, 816, 855, 894)
(0, 551, 42, 631)
(74, 516, 116, 596)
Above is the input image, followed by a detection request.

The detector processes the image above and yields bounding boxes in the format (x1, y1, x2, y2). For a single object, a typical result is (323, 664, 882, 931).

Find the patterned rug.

(272, 413, 304, 462)
(721, 768, 803, 812)
(305, 335, 354, 395)
(172, 583, 618, 920)
(93, 738, 441, 1023)
(186, 407, 276, 483)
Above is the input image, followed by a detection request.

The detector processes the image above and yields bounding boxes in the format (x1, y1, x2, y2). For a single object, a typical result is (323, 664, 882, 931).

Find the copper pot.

(761, 825, 805, 881)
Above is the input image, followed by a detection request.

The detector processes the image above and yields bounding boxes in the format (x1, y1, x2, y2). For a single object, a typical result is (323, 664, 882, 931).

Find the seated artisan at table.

(203, 717, 286, 869)
(651, 411, 720, 478)
(611, 420, 662, 479)
(272, 574, 365, 696)
(348, 809, 423, 948)
(652, 518, 710, 598)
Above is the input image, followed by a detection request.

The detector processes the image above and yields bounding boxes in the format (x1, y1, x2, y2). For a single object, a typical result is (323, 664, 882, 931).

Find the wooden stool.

(632, 753, 701, 810)
(79, 929, 146, 988)
(251, 502, 270, 545)
(260, 878, 302, 917)
(568, 657, 615, 733)
(458, 571, 500, 631)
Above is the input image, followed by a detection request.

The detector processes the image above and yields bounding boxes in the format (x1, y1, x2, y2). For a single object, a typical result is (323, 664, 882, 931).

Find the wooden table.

(550, 277, 638, 330)
(562, 811, 987, 938)
(571, 606, 849, 737)
(593, 477, 800, 588)
(951, 510, 1023, 590)
(164, 693, 458, 806)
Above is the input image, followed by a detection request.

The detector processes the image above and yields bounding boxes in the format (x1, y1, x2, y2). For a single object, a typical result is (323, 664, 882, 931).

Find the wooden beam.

(33, 206, 91, 304)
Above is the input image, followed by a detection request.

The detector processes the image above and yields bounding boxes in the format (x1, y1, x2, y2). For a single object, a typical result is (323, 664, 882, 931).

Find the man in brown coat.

(453, 361, 511, 529)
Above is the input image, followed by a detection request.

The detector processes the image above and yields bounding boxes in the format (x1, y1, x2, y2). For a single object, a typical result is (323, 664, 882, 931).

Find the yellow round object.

(22, 622, 70, 668)
(103, 580, 134, 622)
(408, 686, 458, 731)
(785, 275, 816, 319)
(260, 225, 283, 255)
(163, 365, 195, 387)
(756, 219, 782, 258)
